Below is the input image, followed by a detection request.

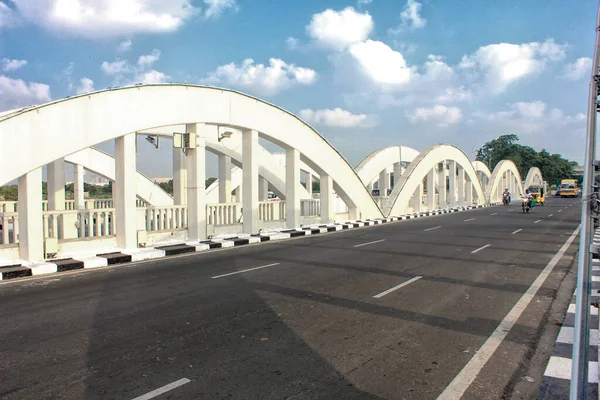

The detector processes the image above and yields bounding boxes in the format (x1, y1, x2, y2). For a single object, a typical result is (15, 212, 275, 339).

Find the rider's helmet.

(525, 189, 530, 194)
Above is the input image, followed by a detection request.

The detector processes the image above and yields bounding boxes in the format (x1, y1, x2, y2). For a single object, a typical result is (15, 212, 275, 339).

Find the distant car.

(371, 189, 380, 196)
(555, 188, 561, 196)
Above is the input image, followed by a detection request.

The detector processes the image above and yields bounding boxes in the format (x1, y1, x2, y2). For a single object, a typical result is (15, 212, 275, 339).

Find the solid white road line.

(490, 213, 498, 216)
(132, 378, 191, 400)
(511, 229, 522, 235)
(211, 263, 281, 279)
(354, 239, 386, 248)
(534, 220, 542, 224)
(464, 218, 476, 222)
(436, 225, 581, 400)
(471, 244, 491, 254)
(373, 276, 422, 298)
(425, 226, 442, 231)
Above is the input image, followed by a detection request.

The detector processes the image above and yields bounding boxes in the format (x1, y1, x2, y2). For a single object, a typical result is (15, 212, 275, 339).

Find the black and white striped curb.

(537, 230, 600, 399)
(0, 203, 499, 281)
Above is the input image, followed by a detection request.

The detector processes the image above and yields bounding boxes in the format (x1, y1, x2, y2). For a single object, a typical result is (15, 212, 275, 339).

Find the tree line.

(476, 134, 579, 186)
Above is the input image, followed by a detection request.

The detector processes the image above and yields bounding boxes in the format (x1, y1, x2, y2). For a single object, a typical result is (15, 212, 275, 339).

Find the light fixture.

(218, 130, 234, 142)
(145, 135, 159, 149)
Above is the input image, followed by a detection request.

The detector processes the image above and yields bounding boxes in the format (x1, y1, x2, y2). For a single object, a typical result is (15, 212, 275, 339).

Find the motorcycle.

(521, 197, 535, 213)
(502, 194, 511, 205)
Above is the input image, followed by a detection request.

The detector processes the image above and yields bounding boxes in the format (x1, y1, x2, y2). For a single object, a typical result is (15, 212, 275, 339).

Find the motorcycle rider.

(522, 189, 535, 209)
(502, 187, 511, 203)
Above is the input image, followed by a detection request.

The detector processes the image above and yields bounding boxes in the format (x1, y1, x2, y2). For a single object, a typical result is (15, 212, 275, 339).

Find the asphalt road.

(0, 197, 582, 400)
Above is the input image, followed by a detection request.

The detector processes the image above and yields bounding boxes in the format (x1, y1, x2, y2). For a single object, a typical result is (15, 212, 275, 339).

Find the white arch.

(383, 144, 486, 216)
(523, 167, 544, 190)
(355, 146, 420, 186)
(65, 148, 174, 205)
(485, 160, 524, 202)
(471, 161, 491, 178)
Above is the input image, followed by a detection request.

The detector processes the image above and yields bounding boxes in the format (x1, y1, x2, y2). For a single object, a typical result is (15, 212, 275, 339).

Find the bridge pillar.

(48, 158, 65, 212)
(218, 154, 232, 203)
(305, 172, 313, 195)
(320, 173, 333, 224)
(74, 164, 85, 210)
(427, 168, 435, 210)
(187, 123, 207, 241)
(457, 166, 465, 207)
(412, 183, 422, 213)
(173, 148, 187, 205)
(437, 162, 446, 209)
(18, 168, 43, 261)
(449, 161, 457, 208)
(466, 179, 473, 205)
(393, 162, 402, 188)
(378, 170, 389, 197)
(242, 129, 259, 233)
(259, 176, 269, 201)
(115, 133, 137, 249)
(285, 148, 300, 228)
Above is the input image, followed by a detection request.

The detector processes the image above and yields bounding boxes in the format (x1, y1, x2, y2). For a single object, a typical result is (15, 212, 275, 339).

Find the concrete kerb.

(0, 202, 500, 281)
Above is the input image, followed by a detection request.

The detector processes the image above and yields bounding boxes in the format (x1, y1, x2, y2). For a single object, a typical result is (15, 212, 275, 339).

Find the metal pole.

(571, 3, 600, 398)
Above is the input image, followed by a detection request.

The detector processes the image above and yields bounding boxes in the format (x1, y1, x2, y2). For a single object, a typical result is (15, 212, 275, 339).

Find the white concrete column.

(457, 166, 465, 207)
(48, 158, 65, 211)
(186, 123, 207, 241)
(378, 170, 389, 196)
(437, 162, 446, 209)
(427, 168, 435, 210)
(259, 176, 269, 201)
(286, 148, 300, 229)
(320, 173, 333, 224)
(466, 179, 473, 205)
(235, 186, 243, 203)
(115, 133, 137, 249)
(74, 164, 85, 210)
(218, 154, 232, 203)
(242, 129, 259, 233)
(18, 168, 43, 261)
(305, 172, 313, 195)
(449, 161, 457, 207)
(412, 183, 422, 213)
(173, 148, 187, 205)
(393, 162, 402, 188)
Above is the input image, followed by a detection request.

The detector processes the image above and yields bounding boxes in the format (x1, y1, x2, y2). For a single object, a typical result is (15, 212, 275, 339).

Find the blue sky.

(0, 0, 597, 180)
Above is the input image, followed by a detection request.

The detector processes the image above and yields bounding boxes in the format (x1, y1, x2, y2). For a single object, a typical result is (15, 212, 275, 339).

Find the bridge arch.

(523, 167, 544, 190)
(355, 146, 421, 187)
(485, 160, 524, 202)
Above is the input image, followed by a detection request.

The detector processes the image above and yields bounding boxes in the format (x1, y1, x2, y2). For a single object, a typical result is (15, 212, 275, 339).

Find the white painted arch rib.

(0, 84, 381, 218)
(471, 160, 492, 178)
(485, 160, 524, 202)
(355, 146, 420, 186)
(383, 144, 487, 216)
(523, 167, 544, 190)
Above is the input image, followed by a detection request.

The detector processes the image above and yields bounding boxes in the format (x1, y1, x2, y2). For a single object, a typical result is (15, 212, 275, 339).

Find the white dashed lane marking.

(373, 276, 422, 298)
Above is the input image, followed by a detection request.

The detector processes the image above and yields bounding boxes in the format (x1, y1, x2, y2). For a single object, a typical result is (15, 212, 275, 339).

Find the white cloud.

(459, 39, 566, 93)
(138, 49, 160, 68)
(306, 7, 373, 51)
(201, 58, 318, 97)
(1, 58, 27, 72)
(357, 0, 372, 5)
(400, 0, 426, 29)
(76, 77, 95, 94)
(435, 86, 472, 104)
(117, 39, 132, 52)
(564, 57, 592, 80)
(0, 75, 51, 111)
(203, 0, 237, 18)
(286, 37, 299, 50)
(101, 59, 130, 75)
(0, 1, 18, 29)
(406, 105, 462, 127)
(134, 69, 170, 84)
(9, 0, 199, 38)
(299, 108, 376, 128)
(348, 40, 414, 87)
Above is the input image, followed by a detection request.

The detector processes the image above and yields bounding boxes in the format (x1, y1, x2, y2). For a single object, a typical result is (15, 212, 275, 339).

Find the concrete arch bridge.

(0, 84, 543, 262)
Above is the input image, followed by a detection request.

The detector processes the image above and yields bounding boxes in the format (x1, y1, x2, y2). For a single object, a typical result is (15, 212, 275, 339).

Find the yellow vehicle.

(528, 185, 545, 205)
(560, 179, 578, 198)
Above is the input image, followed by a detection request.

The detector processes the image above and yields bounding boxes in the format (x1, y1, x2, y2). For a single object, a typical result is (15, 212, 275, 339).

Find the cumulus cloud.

(357, 0, 372, 5)
(138, 49, 160, 69)
(101, 59, 130, 75)
(406, 105, 462, 127)
(299, 107, 376, 128)
(564, 57, 592, 80)
(200, 58, 318, 97)
(0, 1, 18, 29)
(459, 39, 566, 93)
(117, 39, 132, 52)
(348, 40, 414, 87)
(400, 0, 426, 29)
(1, 58, 27, 72)
(101, 48, 169, 85)
(135, 69, 170, 84)
(306, 7, 373, 51)
(76, 77, 95, 94)
(7, 0, 199, 38)
(203, 0, 237, 18)
(0, 75, 51, 111)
